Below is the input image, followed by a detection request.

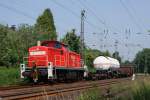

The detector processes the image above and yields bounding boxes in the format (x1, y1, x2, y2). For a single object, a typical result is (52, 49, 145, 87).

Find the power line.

(0, 2, 35, 20)
(77, 0, 110, 40)
(51, 0, 103, 31)
(119, 0, 143, 32)
(78, 0, 121, 33)
(78, 0, 106, 26)
(70, 0, 83, 9)
(126, 0, 147, 32)
(52, 0, 79, 18)
(77, 0, 123, 52)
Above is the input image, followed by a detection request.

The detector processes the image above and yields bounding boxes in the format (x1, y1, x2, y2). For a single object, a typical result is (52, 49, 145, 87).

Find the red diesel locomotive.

(20, 41, 84, 82)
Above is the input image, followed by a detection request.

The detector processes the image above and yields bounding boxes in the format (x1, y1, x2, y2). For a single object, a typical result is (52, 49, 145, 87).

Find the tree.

(0, 24, 10, 66)
(112, 51, 121, 63)
(0, 24, 38, 67)
(15, 24, 38, 62)
(0, 9, 57, 67)
(102, 50, 111, 57)
(134, 48, 150, 73)
(123, 60, 132, 64)
(35, 8, 57, 40)
(62, 29, 80, 53)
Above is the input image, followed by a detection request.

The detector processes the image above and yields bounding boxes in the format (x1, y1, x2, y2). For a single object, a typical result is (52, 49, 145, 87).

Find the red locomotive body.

(21, 41, 84, 82)
(28, 41, 81, 68)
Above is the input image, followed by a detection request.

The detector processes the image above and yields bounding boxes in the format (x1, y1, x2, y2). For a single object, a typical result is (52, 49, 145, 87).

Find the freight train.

(20, 40, 134, 82)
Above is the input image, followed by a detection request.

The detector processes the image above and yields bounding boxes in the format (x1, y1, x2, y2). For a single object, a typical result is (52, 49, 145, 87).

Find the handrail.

(54, 55, 65, 67)
(23, 56, 48, 67)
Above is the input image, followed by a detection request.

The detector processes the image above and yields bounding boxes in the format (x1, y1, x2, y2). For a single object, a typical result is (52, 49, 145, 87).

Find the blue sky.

(0, 0, 150, 61)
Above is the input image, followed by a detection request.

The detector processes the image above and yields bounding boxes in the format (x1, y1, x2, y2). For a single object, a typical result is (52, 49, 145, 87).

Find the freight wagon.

(118, 65, 134, 77)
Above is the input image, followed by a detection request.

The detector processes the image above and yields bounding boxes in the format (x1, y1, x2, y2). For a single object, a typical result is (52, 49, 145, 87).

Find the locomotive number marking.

(30, 51, 46, 55)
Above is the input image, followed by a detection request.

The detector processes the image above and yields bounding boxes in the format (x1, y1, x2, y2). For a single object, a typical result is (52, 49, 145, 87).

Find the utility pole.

(114, 40, 118, 59)
(80, 10, 85, 67)
(125, 28, 131, 60)
(144, 54, 148, 75)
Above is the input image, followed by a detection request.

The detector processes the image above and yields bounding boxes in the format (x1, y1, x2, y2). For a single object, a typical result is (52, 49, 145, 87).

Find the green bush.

(0, 67, 20, 86)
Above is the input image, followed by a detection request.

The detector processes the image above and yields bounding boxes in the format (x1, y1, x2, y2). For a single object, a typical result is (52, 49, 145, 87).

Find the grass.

(0, 67, 21, 86)
(78, 76, 150, 100)
(130, 78, 150, 100)
(78, 88, 102, 100)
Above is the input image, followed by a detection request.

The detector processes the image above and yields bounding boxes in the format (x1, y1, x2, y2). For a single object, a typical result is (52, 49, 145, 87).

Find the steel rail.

(0, 78, 131, 100)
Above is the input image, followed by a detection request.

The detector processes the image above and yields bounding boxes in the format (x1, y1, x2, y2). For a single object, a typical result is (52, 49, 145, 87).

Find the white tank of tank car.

(93, 56, 111, 70)
(107, 57, 120, 68)
(93, 56, 120, 70)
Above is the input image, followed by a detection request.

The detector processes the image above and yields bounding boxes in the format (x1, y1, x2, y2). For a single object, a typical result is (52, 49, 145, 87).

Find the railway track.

(0, 78, 131, 100)
(0, 82, 61, 91)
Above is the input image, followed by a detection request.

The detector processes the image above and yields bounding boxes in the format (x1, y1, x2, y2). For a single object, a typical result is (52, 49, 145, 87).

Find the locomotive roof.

(41, 40, 68, 47)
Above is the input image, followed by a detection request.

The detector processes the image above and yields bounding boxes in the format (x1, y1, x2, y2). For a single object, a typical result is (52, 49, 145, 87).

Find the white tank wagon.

(107, 57, 120, 69)
(93, 56, 111, 70)
(93, 56, 120, 70)
(87, 56, 131, 80)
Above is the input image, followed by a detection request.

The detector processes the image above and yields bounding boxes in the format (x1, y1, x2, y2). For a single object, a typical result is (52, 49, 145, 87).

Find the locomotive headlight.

(30, 51, 46, 55)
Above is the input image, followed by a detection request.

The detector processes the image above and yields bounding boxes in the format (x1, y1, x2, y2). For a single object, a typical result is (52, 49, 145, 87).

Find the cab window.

(54, 42, 61, 49)
(42, 43, 48, 46)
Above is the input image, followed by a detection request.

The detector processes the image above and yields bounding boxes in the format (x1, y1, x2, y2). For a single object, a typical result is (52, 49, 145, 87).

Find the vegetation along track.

(0, 78, 131, 100)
